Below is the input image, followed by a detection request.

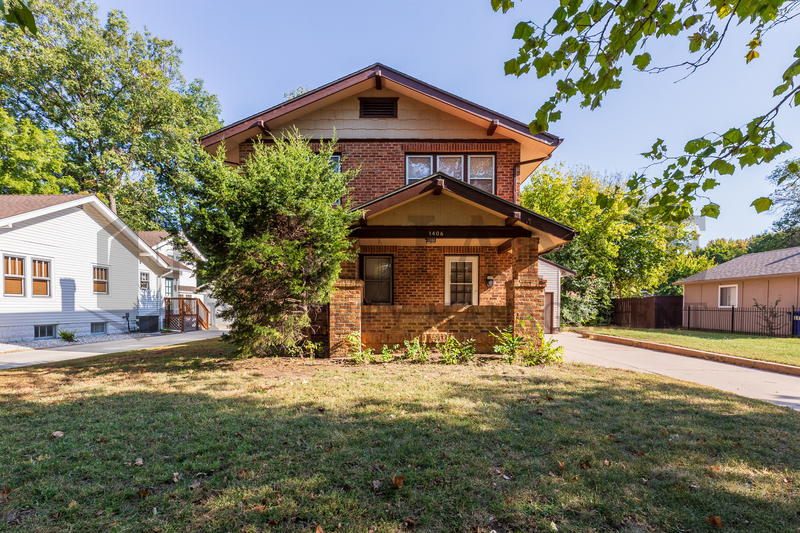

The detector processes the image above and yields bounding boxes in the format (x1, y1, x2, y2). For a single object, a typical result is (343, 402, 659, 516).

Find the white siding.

(538, 259, 562, 331)
(0, 204, 164, 341)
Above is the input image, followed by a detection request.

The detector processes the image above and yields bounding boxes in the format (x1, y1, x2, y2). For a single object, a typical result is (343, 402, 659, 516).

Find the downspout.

(513, 155, 551, 205)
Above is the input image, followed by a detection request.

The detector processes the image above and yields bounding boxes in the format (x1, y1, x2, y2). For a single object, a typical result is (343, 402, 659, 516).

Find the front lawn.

(582, 327, 800, 367)
(1, 339, 798, 532)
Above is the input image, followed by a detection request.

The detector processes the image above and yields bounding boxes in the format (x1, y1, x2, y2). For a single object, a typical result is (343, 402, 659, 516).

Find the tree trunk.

(108, 192, 117, 214)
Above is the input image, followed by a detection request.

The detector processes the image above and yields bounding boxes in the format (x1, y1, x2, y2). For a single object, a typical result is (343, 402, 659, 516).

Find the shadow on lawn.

(1, 354, 799, 532)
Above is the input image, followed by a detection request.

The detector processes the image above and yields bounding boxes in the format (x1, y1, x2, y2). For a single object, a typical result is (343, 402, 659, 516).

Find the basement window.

(359, 98, 398, 118)
(34, 325, 55, 339)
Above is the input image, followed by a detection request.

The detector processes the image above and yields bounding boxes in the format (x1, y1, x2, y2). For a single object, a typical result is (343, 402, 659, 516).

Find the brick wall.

(361, 304, 510, 352)
(360, 245, 512, 305)
(239, 139, 521, 204)
(329, 279, 363, 358)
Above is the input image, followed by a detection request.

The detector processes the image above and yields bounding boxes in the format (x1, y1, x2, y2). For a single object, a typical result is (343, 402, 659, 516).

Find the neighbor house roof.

(0, 194, 92, 219)
(199, 63, 561, 161)
(135, 230, 170, 248)
(0, 194, 170, 271)
(539, 257, 577, 277)
(674, 246, 800, 284)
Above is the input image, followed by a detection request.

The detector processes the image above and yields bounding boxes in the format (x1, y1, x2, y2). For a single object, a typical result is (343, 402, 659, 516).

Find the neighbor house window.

(405, 154, 495, 193)
(140, 272, 150, 290)
(34, 325, 55, 339)
(362, 255, 392, 305)
(93, 267, 109, 294)
(445, 255, 479, 305)
(165, 278, 175, 297)
(3, 255, 24, 296)
(32, 259, 51, 297)
(719, 285, 738, 308)
(91, 322, 107, 335)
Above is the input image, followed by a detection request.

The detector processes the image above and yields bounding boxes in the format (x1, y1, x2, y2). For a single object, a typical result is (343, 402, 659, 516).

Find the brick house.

(199, 64, 576, 356)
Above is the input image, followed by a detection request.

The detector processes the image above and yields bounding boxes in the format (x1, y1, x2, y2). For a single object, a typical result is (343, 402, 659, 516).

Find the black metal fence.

(684, 305, 800, 337)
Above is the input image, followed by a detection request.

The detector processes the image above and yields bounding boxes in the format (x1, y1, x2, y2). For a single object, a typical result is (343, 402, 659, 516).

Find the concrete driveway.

(556, 332, 800, 410)
(0, 330, 225, 370)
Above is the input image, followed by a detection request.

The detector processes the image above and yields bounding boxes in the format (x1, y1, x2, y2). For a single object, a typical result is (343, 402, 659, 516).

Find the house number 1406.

(428, 230, 444, 237)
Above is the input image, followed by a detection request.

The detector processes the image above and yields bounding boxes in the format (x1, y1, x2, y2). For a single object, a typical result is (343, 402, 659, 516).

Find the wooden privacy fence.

(685, 305, 799, 337)
(165, 297, 210, 332)
(612, 296, 683, 329)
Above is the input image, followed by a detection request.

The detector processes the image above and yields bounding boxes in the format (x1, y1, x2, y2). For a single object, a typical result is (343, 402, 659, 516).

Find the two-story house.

(199, 64, 577, 356)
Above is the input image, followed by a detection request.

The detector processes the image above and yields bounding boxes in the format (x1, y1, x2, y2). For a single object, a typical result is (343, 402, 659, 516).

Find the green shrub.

(490, 323, 526, 363)
(436, 336, 476, 364)
(521, 324, 564, 366)
(58, 329, 77, 342)
(402, 337, 430, 362)
(380, 344, 399, 363)
(346, 332, 374, 364)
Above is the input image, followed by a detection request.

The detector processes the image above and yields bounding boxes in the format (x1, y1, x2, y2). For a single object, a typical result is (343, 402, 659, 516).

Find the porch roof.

(350, 173, 577, 253)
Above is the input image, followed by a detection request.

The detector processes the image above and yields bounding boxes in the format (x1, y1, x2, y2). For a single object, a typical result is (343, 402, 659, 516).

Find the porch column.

(506, 237, 547, 344)
(329, 279, 363, 358)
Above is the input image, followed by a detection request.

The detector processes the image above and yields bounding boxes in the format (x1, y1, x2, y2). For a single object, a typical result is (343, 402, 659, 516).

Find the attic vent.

(359, 97, 398, 118)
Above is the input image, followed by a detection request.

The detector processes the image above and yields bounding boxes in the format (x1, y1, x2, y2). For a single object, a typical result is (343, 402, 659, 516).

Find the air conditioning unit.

(136, 315, 159, 333)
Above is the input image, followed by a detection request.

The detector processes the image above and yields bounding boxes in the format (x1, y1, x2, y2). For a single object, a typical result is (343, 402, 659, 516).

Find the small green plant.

(380, 344, 399, 363)
(436, 336, 476, 364)
(521, 324, 564, 366)
(402, 337, 430, 362)
(490, 323, 526, 363)
(58, 329, 77, 342)
(346, 332, 374, 364)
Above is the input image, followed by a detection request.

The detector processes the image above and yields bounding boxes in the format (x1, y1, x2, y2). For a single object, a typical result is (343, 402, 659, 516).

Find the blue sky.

(93, 0, 800, 245)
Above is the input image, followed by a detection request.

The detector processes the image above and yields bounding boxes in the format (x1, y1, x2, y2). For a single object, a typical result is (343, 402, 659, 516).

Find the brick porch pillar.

(506, 237, 546, 343)
(329, 279, 363, 358)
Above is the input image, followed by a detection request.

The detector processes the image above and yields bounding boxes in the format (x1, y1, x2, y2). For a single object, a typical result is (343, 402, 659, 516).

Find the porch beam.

(375, 69, 382, 90)
(487, 119, 499, 136)
(497, 239, 513, 253)
(351, 225, 531, 239)
(505, 211, 521, 226)
(433, 178, 444, 195)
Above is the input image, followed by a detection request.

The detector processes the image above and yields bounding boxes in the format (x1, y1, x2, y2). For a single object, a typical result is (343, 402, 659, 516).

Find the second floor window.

(93, 267, 109, 294)
(406, 154, 495, 193)
(140, 272, 150, 290)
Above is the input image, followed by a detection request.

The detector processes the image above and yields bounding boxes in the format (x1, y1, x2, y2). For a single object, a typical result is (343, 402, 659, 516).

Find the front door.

(444, 255, 479, 305)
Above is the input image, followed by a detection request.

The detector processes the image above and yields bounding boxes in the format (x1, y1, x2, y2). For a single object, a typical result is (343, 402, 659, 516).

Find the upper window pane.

(406, 156, 433, 183)
(437, 155, 464, 180)
(140, 272, 150, 290)
(4, 256, 24, 296)
(93, 267, 109, 294)
(32, 259, 50, 297)
(468, 155, 495, 193)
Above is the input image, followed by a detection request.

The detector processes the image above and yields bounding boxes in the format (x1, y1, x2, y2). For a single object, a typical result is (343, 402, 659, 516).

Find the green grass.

(1, 339, 799, 532)
(583, 327, 800, 367)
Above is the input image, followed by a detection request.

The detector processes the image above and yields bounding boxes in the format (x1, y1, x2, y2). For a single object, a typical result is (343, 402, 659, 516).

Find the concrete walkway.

(556, 332, 800, 410)
(0, 330, 224, 370)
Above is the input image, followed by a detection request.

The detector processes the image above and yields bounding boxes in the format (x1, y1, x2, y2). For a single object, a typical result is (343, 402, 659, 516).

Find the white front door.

(444, 255, 479, 305)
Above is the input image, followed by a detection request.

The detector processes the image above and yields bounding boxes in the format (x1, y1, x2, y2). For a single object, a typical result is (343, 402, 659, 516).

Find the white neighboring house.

(0, 194, 172, 341)
(538, 257, 576, 333)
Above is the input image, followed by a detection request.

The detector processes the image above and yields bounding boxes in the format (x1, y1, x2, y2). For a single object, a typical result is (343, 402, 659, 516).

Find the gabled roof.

(351, 172, 577, 251)
(674, 246, 800, 284)
(199, 63, 562, 149)
(135, 230, 170, 248)
(539, 257, 577, 277)
(0, 194, 92, 218)
(0, 194, 170, 270)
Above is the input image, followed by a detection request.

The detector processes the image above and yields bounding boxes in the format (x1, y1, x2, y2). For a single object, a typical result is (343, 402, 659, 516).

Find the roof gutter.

(513, 155, 551, 205)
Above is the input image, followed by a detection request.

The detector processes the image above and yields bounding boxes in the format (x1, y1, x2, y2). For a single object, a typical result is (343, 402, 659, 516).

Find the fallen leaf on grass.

(189, 481, 201, 489)
(636, 451, 645, 456)
(51, 431, 65, 438)
(372, 480, 382, 491)
(237, 469, 248, 479)
(392, 475, 405, 489)
(316, 526, 325, 533)
(134, 458, 143, 466)
(604, 459, 610, 466)
(95, 510, 103, 516)
(580, 460, 591, 470)
(546, 395, 554, 401)
(137, 489, 150, 499)
(403, 516, 418, 528)
(68, 500, 77, 508)
(706, 516, 722, 528)
(558, 461, 565, 472)
(171, 472, 183, 483)
(96, 438, 107, 444)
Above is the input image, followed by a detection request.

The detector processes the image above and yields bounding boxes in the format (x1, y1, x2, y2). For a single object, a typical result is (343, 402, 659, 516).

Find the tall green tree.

(521, 164, 695, 324)
(693, 237, 750, 264)
(0, 0, 221, 215)
(184, 132, 360, 357)
(0, 108, 77, 194)
(492, 0, 798, 220)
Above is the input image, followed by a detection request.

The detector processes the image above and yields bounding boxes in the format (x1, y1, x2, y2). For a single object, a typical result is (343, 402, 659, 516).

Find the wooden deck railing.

(165, 297, 210, 331)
